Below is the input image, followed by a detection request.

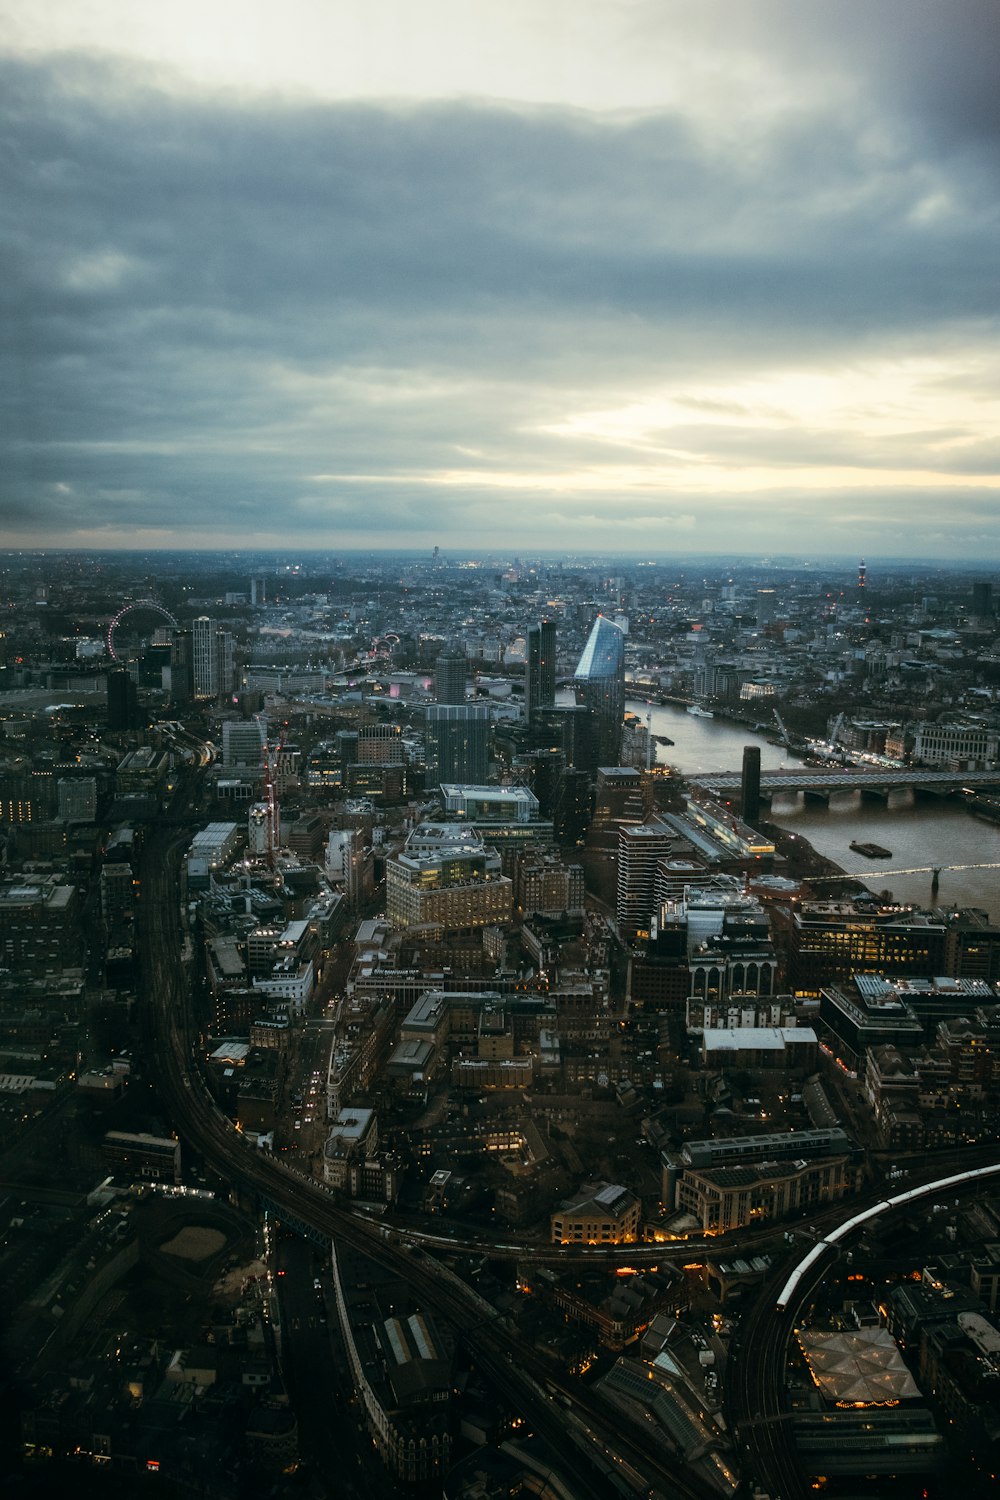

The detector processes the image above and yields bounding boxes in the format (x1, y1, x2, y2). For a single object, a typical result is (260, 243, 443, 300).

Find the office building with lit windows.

(550, 1182, 640, 1245)
(386, 833, 511, 935)
(786, 899, 947, 995)
(676, 1154, 855, 1233)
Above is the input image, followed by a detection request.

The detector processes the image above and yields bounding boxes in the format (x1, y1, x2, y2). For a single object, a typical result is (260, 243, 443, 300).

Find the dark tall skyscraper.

(168, 629, 194, 706)
(554, 768, 592, 845)
(434, 643, 467, 704)
(573, 615, 625, 772)
(107, 667, 139, 730)
(525, 618, 556, 722)
(517, 747, 564, 817)
(425, 704, 490, 787)
(972, 580, 993, 620)
(141, 641, 172, 687)
(741, 745, 762, 826)
(531, 703, 591, 772)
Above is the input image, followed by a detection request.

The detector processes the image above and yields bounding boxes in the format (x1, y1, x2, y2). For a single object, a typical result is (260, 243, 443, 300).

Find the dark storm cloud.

(663, 0, 1000, 158)
(1, 45, 997, 548)
(783, 0, 1000, 156)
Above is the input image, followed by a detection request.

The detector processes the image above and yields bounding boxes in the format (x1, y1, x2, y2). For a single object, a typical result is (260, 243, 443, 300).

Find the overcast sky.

(2, 1, 998, 557)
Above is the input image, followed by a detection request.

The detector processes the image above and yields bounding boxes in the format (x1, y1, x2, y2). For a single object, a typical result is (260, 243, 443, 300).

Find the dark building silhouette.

(972, 580, 993, 619)
(741, 745, 761, 825)
(554, 768, 592, 845)
(530, 703, 591, 771)
(525, 619, 556, 722)
(516, 747, 565, 818)
(107, 667, 139, 730)
(425, 704, 490, 787)
(168, 629, 194, 705)
(335, 729, 359, 765)
(141, 641, 172, 687)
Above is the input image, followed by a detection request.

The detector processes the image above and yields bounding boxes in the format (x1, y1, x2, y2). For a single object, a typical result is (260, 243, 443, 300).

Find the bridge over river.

(690, 765, 1000, 801)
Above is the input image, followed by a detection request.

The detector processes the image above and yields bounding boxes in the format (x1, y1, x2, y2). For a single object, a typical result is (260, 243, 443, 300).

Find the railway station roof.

(797, 1327, 921, 1405)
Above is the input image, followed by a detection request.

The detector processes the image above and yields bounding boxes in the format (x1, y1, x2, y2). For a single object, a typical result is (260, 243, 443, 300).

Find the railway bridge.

(690, 765, 1000, 804)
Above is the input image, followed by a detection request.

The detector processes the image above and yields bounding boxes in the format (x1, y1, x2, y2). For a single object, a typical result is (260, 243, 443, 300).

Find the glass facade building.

(573, 616, 625, 771)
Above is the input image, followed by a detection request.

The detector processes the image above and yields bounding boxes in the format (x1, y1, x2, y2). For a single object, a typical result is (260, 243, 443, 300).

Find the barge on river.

(850, 840, 893, 860)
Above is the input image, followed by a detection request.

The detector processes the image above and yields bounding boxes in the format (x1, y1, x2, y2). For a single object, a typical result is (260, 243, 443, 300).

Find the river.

(622, 697, 1000, 921)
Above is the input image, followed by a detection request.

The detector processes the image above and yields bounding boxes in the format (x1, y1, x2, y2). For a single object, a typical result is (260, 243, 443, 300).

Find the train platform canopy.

(797, 1327, 921, 1405)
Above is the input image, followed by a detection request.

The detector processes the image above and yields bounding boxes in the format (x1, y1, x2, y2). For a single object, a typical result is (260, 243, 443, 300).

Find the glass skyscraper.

(573, 615, 625, 771)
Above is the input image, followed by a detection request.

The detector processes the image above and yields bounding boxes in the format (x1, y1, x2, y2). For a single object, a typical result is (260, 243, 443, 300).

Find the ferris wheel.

(106, 599, 179, 662)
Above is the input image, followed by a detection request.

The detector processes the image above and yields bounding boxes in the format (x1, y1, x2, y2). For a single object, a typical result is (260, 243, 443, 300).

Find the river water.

(623, 697, 1000, 921)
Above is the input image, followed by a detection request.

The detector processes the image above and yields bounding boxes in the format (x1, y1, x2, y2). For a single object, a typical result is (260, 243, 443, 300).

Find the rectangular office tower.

(192, 616, 217, 698)
(167, 629, 194, 705)
(107, 667, 139, 730)
(425, 705, 490, 788)
(434, 644, 468, 704)
(525, 619, 556, 722)
(222, 717, 267, 769)
(192, 616, 236, 699)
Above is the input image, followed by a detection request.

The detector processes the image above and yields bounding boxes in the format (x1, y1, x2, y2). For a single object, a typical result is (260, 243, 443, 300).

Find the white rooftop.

(702, 1026, 817, 1052)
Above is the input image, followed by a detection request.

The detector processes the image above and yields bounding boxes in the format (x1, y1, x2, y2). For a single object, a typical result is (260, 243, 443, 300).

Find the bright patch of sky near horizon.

(0, 2, 834, 115)
(1, 0, 998, 555)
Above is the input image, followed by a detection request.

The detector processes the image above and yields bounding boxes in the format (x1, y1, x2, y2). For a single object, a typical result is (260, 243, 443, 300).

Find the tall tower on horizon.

(858, 559, 867, 590)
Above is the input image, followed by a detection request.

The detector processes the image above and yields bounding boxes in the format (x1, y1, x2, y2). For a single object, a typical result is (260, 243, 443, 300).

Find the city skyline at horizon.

(3, 546, 996, 576)
(2, 2, 998, 558)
